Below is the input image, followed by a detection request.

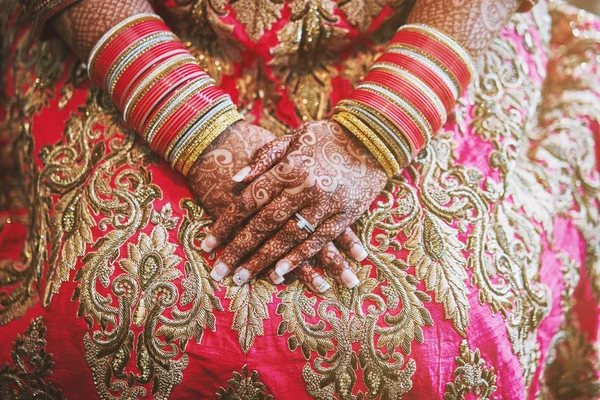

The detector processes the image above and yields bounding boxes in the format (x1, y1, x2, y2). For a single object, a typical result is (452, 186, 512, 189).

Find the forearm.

(52, 0, 154, 61)
(407, 0, 522, 58)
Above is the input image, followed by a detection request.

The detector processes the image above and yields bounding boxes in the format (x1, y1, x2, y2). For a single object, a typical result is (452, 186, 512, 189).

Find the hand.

(201, 120, 388, 289)
(189, 120, 370, 292)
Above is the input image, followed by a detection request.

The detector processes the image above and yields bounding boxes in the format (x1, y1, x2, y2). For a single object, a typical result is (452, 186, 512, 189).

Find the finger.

(209, 193, 305, 281)
(334, 227, 368, 262)
(201, 169, 286, 252)
(232, 135, 294, 184)
(275, 215, 361, 289)
(266, 261, 331, 293)
(315, 242, 359, 289)
(231, 207, 329, 286)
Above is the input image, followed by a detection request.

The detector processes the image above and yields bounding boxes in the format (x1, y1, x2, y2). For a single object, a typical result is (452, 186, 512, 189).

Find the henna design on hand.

(407, 0, 521, 58)
(52, 0, 154, 60)
(205, 120, 388, 287)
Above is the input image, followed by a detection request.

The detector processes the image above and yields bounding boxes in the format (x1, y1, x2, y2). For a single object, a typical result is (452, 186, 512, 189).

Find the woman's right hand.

(188, 120, 368, 293)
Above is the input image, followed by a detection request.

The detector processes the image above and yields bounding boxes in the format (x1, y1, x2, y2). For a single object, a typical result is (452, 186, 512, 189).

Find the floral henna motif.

(206, 120, 388, 287)
(187, 120, 277, 217)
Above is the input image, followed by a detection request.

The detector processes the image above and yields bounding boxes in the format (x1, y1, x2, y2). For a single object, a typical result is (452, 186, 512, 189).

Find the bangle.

(333, 23, 473, 173)
(335, 101, 411, 168)
(88, 12, 240, 171)
(122, 54, 198, 123)
(175, 108, 244, 176)
(333, 113, 398, 177)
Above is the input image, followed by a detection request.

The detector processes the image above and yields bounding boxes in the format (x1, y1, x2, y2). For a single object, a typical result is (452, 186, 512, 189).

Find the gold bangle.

(335, 103, 410, 168)
(337, 99, 413, 165)
(176, 109, 244, 176)
(170, 103, 234, 168)
(165, 97, 229, 160)
(332, 113, 398, 177)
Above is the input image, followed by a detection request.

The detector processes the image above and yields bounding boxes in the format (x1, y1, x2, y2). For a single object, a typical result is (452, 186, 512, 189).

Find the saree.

(0, 0, 599, 398)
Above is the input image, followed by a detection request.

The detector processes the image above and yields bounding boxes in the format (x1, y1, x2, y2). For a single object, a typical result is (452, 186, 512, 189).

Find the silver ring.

(294, 213, 316, 234)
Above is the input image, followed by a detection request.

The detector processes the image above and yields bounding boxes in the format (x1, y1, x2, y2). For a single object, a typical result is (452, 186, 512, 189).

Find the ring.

(294, 213, 316, 234)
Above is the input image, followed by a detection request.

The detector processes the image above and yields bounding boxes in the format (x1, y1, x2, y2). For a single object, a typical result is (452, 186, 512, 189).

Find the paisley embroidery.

(216, 365, 274, 399)
(0, 317, 64, 399)
(443, 340, 498, 400)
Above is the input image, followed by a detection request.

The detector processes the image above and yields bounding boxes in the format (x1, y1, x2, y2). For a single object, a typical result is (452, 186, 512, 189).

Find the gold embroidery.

(171, 0, 240, 84)
(405, 212, 469, 335)
(229, 0, 284, 42)
(223, 277, 277, 353)
(339, 0, 389, 32)
(0, 316, 64, 399)
(0, 7, 77, 324)
(269, 0, 348, 121)
(216, 365, 274, 399)
(537, 325, 600, 400)
(443, 340, 498, 400)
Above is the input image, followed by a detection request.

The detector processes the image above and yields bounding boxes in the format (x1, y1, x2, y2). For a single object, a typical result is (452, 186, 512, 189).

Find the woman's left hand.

(201, 120, 388, 287)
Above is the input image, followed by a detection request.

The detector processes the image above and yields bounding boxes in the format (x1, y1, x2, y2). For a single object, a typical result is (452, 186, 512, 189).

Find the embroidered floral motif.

(443, 340, 498, 400)
(0, 317, 64, 399)
(229, 0, 284, 42)
(216, 365, 274, 400)
(223, 277, 277, 353)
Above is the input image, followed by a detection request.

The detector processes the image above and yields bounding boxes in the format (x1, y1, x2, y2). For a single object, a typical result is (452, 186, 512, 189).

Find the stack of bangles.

(87, 13, 243, 175)
(332, 24, 475, 177)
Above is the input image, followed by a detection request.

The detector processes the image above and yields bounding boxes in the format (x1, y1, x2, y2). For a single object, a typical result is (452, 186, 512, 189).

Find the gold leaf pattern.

(0, 317, 64, 399)
(216, 364, 274, 399)
(229, 0, 284, 42)
(339, 0, 389, 32)
(224, 277, 277, 353)
(443, 340, 498, 400)
(405, 212, 470, 335)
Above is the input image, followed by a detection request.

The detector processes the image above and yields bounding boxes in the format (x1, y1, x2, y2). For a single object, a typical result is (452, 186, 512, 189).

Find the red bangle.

(350, 90, 425, 154)
(92, 20, 168, 85)
(130, 66, 207, 132)
(376, 53, 455, 114)
(112, 42, 187, 108)
(151, 89, 227, 156)
(391, 31, 470, 92)
(364, 70, 440, 131)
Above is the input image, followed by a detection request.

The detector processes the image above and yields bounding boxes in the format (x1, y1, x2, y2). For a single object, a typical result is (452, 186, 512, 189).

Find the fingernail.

(210, 262, 229, 282)
(275, 260, 291, 277)
(341, 270, 360, 289)
(233, 268, 251, 286)
(272, 272, 285, 285)
(312, 276, 331, 293)
(351, 244, 368, 262)
(201, 234, 219, 253)
(232, 166, 251, 182)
